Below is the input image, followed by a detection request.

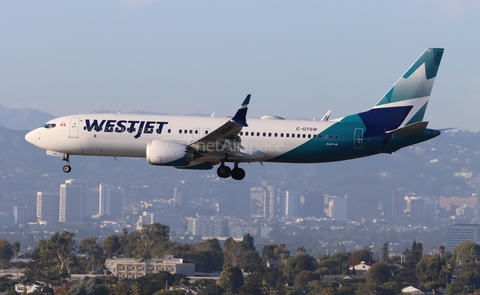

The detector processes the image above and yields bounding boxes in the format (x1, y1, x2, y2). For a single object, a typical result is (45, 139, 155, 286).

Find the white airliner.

(25, 48, 444, 180)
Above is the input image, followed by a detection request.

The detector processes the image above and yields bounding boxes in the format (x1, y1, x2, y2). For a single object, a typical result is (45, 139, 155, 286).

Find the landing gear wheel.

(231, 167, 245, 180)
(217, 165, 232, 178)
(63, 165, 72, 173)
(61, 154, 71, 173)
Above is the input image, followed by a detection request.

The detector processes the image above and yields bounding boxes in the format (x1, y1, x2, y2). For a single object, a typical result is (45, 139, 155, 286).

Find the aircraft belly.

(80, 134, 147, 157)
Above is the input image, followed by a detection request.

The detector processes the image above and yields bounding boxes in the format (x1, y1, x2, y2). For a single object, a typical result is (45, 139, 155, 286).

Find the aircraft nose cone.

(25, 130, 38, 145)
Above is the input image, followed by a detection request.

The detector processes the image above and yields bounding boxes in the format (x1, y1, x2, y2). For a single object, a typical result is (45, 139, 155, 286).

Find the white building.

(36, 192, 60, 224)
(59, 179, 87, 222)
(97, 183, 125, 218)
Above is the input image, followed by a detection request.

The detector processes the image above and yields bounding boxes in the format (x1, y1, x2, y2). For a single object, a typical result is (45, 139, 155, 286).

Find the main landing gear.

(61, 154, 72, 173)
(217, 162, 245, 180)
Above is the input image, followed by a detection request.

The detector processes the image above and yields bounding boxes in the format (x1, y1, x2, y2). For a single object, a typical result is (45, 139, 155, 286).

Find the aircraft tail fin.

(338, 48, 444, 134)
(373, 47, 444, 126)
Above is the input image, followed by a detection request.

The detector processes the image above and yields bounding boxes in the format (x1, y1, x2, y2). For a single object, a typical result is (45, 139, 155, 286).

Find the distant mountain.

(0, 105, 54, 130)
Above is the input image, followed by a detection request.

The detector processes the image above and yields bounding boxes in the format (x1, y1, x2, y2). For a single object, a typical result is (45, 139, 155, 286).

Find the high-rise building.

(59, 179, 87, 223)
(173, 187, 190, 216)
(346, 183, 379, 221)
(302, 192, 324, 218)
(407, 197, 425, 221)
(263, 185, 278, 219)
(13, 205, 36, 225)
(37, 192, 60, 224)
(446, 224, 480, 251)
(186, 217, 228, 237)
(98, 183, 125, 218)
(326, 197, 347, 221)
(137, 212, 184, 235)
(279, 191, 302, 217)
(218, 182, 250, 217)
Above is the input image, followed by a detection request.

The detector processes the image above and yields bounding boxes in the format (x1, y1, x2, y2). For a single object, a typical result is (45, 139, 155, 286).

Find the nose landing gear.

(216, 162, 245, 180)
(61, 154, 72, 173)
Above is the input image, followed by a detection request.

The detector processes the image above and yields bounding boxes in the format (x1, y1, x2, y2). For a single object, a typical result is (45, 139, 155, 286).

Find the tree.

(238, 271, 263, 295)
(349, 248, 374, 266)
(0, 239, 14, 269)
(366, 262, 391, 286)
(294, 270, 315, 290)
(133, 223, 170, 261)
(381, 242, 389, 263)
(453, 241, 480, 264)
(12, 242, 20, 280)
(79, 237, 106, 274)
(415, 254, 445, 286)
(283, 253, 317, 285)
(103, 234, 122, 258)
(219, 264, 244, 295)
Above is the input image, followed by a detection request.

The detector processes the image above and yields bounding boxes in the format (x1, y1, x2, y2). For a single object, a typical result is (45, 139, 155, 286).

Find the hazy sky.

(1, 1, 479, 130)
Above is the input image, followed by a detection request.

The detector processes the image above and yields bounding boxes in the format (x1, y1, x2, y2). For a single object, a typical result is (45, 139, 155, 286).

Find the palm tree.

(12, 242, 20, 279)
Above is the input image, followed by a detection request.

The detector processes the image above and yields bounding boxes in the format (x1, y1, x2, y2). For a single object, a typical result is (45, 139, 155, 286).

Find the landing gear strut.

(61, 154, 72, 173)
(216, 162, 245, 180)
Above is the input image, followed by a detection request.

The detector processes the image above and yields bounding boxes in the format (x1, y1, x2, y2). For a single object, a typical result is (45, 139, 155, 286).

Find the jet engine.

(146, 140, 193, 166)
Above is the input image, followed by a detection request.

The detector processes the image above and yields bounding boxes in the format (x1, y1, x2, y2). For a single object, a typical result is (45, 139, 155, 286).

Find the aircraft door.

(69, 117, 80, 139)
(354, 128, 363, 149)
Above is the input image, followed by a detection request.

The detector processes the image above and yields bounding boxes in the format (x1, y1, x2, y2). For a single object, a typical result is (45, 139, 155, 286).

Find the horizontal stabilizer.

(386, 121, 429, 136)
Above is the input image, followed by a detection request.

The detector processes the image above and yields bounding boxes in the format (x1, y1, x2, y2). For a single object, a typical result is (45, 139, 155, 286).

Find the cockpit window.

(43, 123, 57, 129)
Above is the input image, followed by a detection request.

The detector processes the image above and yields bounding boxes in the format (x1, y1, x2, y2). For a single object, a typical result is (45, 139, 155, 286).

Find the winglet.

(231, 94, 250, 127)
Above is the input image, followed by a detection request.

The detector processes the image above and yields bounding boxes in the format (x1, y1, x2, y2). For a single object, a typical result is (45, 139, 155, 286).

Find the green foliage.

(415, 253, 445, 286)
(0, 238, 14, 267)
(219, 264, 244, 295)
(102, 235, 122, 259)
(395, 240, 423, 286)
(283, 253, 317, 285)
(294, 270, 316, 290)
(447, 281, 467, 295)
(223, 234, 261, 272)
(237, 271, 263, 295)
(133, 223, 170, 261)
(366, 262, 391, 286)
(79, 237, 106, 274)
(349, 248, 374, 266)
(453, 241, 480, 264)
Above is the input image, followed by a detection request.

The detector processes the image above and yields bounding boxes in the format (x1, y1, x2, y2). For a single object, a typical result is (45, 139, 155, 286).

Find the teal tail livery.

(25, 48, 444, 180)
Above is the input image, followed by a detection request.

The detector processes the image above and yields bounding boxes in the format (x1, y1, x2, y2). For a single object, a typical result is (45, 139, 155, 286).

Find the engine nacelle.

(146, 140, 192, 166)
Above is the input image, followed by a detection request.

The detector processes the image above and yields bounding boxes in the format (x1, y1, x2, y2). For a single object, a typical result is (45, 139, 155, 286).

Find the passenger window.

(308, 134, 311, 138)
(263, 132, 266, 137)
(257, 132, 260, 136)
(330, 135, 333, 139)
(268, 133, 272, 137)
(179, 130, 182, 134)
(280, 133, 284, 137)
(274, 133, 277, 137)
(319, 134, 322, 139)
(335, 135, 339, 139)
(302, 134, 306, 138)
(195, 130, 198, 134)
(168, 129, 171, 133)
(297, 134, 301, 138)
(286, 134, 289, 138)
(240, 132, 243, 135)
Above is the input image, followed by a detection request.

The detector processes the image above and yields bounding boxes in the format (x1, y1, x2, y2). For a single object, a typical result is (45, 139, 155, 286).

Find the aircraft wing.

(188, 95, 250, 158)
